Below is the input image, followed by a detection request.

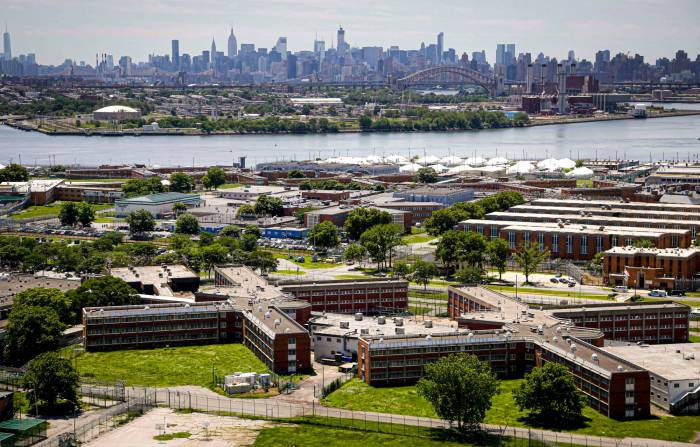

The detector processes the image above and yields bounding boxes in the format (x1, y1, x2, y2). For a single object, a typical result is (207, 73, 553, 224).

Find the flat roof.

(605, 246, 700, 258)
(116, 192, 200, 204)
(307, 205, 409, 216)
(310, 313, 460, 338)
(110, 265, 198, 296)
(464, 219, 687, 237)
(212, 265, 285, 301)
(531, 198, 700, 212)
(509, 205, 700, 223)
(604, 343, 700, 381)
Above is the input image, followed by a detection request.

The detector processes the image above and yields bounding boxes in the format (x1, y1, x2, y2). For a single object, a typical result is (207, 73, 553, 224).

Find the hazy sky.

(4, 0, 699, 65)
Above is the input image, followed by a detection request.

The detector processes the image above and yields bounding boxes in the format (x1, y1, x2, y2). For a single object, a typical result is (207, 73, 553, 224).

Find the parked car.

(567, 282, 576, 288)
(669, 290, 686, 297)
(549, 278, 559, 284)
(648, 289, 667, 297)
(296, 256, 305, 263)
(612, 286, 629, 293)
(558, 278, 569, 283)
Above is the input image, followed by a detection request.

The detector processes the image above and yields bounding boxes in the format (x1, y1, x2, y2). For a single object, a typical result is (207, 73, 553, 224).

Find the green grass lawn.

(409, 290, 448, 301)
(322, 378, 700, 442)
(639, 297, 700, 307)
(253, 423, 498, 447)
(11, 202, 112, 219)
(334, 274, 370, 279)
(410, 279, 459, 289)
(401, 233, 436, 245)
(576, 179, 593, 187)
(72, 344, 268, 387)
(408, 305, 431, 315)
(487, 285, 612, 301)
(217, 183, 243, 189)
(273, 254, 338, 269)
(690, 334, 700, 343)
(272, 269, 307, 276)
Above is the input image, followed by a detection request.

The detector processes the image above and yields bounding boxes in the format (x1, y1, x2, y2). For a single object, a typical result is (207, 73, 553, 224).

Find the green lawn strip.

(334, 274, 370, 279)
(252, 421, 518, 447)
(690, 335, 700, 343)
(11, 202, 112, 219)
(676, 300, 700, 307)
(408, 290, 448, 301)
(153, 431, 191, 441)
(401, 234, 436, 244)
(273, 253, 338, 269)
(487, 285, 612, 301)
(638, 297, 700, 307)
(72, 344, 268, 387)
(217, 183, 243, 189)
(408, 305, 431, 315)
(272, 269, 307, 276)
(409, 279, 459, 289)
(322, 378, 700, 442)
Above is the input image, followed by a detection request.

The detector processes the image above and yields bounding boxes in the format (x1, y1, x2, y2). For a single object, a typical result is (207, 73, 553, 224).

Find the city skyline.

(2, 0, 700, 65)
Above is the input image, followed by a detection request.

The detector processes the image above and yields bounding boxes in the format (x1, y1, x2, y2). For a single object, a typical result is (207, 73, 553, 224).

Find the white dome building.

(93, 105, 141, 121)
(565, 166, 594, 179)
(506, 161, 535, 175)
(439, 155, 464, 166)
(399, 163, 423, 173)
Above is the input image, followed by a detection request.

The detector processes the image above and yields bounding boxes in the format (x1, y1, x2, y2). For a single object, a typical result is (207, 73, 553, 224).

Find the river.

(1, 104, 699, 167)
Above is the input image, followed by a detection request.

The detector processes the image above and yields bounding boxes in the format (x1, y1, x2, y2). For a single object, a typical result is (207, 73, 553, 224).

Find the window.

(537, 232, 544, 251)
(524, 232, 531, 244)
(566, 234, 573, 254)
(476, 225, 484, 235)
(674, 383, 680, 388)
(508, 232, 516, 249)
(595, 236, 603, 253)
(580, 235, 588, 255)
(612, 235, 618, 246)
(552, 234, 559, 253)
(625, 237, 633, 246)
(490, 226, 498, 240)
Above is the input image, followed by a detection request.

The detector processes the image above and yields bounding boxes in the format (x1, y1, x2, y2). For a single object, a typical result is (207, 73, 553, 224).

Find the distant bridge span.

(395, 65, 503, 97)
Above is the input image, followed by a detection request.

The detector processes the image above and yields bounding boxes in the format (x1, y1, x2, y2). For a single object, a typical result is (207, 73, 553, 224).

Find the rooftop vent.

(355, 313, 363, 321)
(339, 321, 350, 329)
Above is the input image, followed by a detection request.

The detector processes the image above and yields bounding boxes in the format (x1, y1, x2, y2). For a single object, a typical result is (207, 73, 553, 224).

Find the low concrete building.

(115, 192, 201, 217)
(93, 105, 141, 121)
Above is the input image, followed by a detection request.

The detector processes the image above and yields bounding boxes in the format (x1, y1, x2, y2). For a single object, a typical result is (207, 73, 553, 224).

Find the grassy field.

(334, 274, 370, 279)
(218, 183, 243, 189)
(690, 334, 700, 343)
(253, 423, 504, 447)
(272, 269, 307, 276)
(11, 202, 112, 219)
(322, 378, 700, 442)
(408, 305, 432, 315)
(73, 344, 268, 387)
(274, 253, 338, 269)
(487, 285, 613, 301)
(576, 179, 593, 187)
(409, 290, 449, 301)
(401, 233, 436, 245)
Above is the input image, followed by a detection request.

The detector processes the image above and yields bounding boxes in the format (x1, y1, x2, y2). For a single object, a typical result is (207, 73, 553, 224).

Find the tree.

(455, 266, 485, 285)
(126, 209, 155, 235)
(344, 207, 392, 241)
(122, 178, 164, 198)
(359, 224, 404, 270)
(359, 113, 372, 130)
(436, 230, 461, 274)
(514, 242, 549, 284)
(14, 288, 73, 324)
(201, 243, 228, 276)
(417, 354, 499, 432)
(169, 172, 195, 193)
(172, 202, 188, 216)
(175, 213, 200, 235)
(344, 243, 366, 265)
(218, 225, 242, 238)
(415, 167, 438, 183)
(425, 209, 462, 236)
(632, 239, 655, 248)
(487, 238, 510, 280)
(412, 260, 438, 290)
(236, 204, 256, 218)
(0, 164, 29, 182)
(23, 352, 80, 414)
(254, 195, 284, 217)
(308, 221, 340, 250)
(392, 262, 411, 278)
(288, 169, 306, 179)
(575, 159, 585, 168)
(205, 167, 226, 189)
(456, 231, 487, 268)
(246, 250, 277, 273)
(77, 202, 96, 227)
(66, 276, 139, 322)
(58, 202, 79, 227)
(3, 306, 65, 366)
(513, 362, 586, 427)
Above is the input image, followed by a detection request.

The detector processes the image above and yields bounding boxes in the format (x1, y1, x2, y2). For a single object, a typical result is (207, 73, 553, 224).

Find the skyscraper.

(275, 37, 287, 61)
(496, 44, 505, 65)
(210, 38, 217, 69)
(2, 26, 11, 61)
(437, 32, 444, 64)
(337, 26, 347, 56)
(228, 28, 237, 58)
(171, 40, 180, 70)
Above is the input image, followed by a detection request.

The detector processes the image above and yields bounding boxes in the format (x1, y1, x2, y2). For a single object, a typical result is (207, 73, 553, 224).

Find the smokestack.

(557, 63, 567, 114)
(526, 64, 533, 94)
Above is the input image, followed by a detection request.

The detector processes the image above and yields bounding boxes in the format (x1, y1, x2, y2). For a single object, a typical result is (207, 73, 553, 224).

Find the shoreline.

(2, 109, 699, 137)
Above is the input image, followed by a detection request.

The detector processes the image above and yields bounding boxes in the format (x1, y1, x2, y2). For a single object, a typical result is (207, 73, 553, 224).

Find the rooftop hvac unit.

(591, 353, 599, 362)
(339, 321, 350, 329)
(264, 311, 272, 319)
(617, 365, 624, 371)
(284, 328, 290, 334)
(355, 313, 363, 321)
(273, 319, 281, 327)
(378, 316, 386, 325)
(395, 327, 405, 335)
(360, 328, 369, 335)
(424, 320, 433, 328)
(395, 318, 404, 327)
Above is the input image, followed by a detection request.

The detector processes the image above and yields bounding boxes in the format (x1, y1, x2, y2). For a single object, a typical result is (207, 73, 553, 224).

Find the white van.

(648, 289, 667, 297)
(612, 286, 628, 293)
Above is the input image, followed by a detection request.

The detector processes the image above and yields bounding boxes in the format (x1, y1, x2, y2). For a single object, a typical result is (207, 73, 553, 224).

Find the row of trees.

(122, 167, 227, 198)
(417, 354, 585, 432)
(58, 202, 96, 227)
(425, 191, 525, 236)
(4, 276, 139, 365)
(154, 115, 340, 134)
(360, 110, 529, 132)
(236, 194, 285, 218)
(298, 179, 384, 192)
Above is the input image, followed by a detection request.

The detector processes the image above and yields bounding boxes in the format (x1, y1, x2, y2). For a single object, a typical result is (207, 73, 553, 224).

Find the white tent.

(506, 161, 535, 175)
(446, 164, 474, 175)
(439, 155, 464, 166)
(486, 156, 509, 166)
(536, 158, 559, 170)
(416, 155, 440, 165)
(565, 166, 594, 179)
(363, 155, 384, 164)
(463, 156, 486, 166)
(427, 164, 449, 173)
(399, 163, 423, 173)
(556, 158, 577, 170)
(384, 154, 408, 164)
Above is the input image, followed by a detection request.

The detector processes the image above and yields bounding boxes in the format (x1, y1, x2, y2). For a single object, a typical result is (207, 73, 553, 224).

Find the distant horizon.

(3, 0, 699, 65)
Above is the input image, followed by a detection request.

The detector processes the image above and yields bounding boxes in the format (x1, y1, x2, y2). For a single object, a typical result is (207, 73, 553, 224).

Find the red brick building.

(603, 247, 700, 290)
(280, 279, 408, 314)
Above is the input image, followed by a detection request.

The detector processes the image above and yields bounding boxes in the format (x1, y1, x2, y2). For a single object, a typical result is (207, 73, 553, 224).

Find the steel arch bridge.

(395, 65, 502, 97)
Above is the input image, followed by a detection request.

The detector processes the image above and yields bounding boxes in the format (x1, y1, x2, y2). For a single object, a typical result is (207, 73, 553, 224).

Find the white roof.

(464, 156, 486, 166)
(506, 161, 535, 174)
(94, 105, 139, 113)
(439, 155, 464, 166)
(415, 155, 440, 165)
(565, 166, 594, 178)
(399, 163, 423, 173)
(486, 157, 509, 166)
(427, 164, 449, 173)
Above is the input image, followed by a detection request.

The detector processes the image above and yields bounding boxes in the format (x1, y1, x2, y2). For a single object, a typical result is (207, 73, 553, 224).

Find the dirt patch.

(84, 407, 282, 446)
